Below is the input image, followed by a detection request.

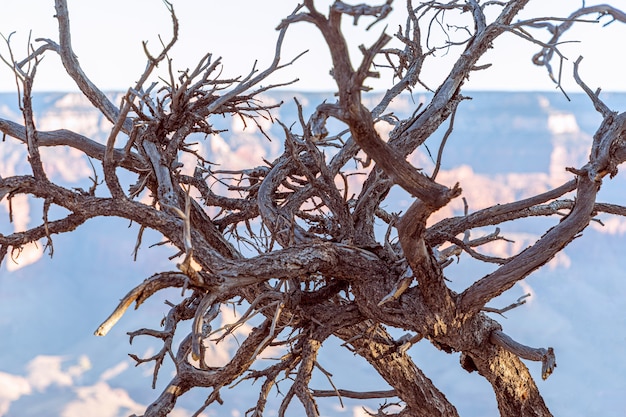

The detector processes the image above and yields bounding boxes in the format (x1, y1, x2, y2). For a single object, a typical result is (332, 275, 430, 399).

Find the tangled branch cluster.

(2, 1, 626, 416)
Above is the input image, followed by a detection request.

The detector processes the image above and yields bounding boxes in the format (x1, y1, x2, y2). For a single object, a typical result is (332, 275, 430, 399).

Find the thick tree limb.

(458, 173, 599, 316)
(467, 341, 552, 417)
(426, 179, 578, 246)
(459, 105, 626, 316)
(334, 321, 460, 417)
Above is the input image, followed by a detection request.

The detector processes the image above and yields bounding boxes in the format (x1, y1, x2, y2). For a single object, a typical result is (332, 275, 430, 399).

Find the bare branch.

(95, 272, 188, 336)
(573, 55, 612, 117)
(311, 388, 397, 399)
(458, 173, 599, 316)
(5, 1, 626, 416)
(52, 0, 125, 127)
(0, 119, 146, 172)
(491, 330, 557, 380)
(529, 5, 626, 84)
(482, 293, 531, 316)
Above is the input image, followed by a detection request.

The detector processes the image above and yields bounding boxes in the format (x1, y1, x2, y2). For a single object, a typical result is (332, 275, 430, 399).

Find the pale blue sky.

(0, 0, 624, 93)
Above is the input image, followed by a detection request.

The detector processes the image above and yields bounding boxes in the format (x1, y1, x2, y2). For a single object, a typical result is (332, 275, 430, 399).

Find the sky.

(0, 1, 625, 94)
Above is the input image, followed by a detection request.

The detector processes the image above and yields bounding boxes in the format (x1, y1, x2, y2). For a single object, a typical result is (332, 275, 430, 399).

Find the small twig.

(445, 234, 508, 264)
(482, 293, 531, 316)
(42, 197, 54, 257)
(573, 56, 612, 117)
(209, 294, 281, 342)
(430, 87, 461, 181)
(250, 301, 285, 361)
(191, 292, 218, 366)
(132, 225, 146, 262)
(314, 360, 344, 408)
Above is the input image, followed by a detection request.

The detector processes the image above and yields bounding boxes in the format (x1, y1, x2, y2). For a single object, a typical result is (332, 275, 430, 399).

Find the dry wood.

(2, 1, 626, 416)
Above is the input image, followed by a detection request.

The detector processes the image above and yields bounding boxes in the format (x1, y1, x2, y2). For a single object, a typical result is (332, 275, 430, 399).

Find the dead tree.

(2, 1, 626, 416)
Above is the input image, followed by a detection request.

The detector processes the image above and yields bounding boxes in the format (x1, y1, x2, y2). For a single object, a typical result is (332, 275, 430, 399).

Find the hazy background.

(0, 0, 625, 93)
